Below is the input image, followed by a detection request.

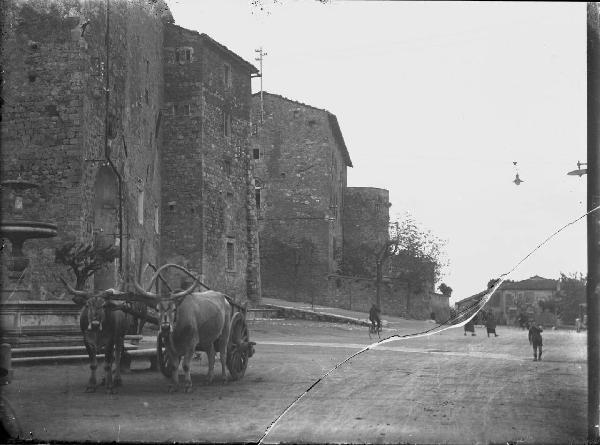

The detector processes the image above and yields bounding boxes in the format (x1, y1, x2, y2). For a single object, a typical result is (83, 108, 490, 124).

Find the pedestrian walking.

(464, 319, 475, 336)
(485, 315, 498, 337)
(528, 322, 543, 361)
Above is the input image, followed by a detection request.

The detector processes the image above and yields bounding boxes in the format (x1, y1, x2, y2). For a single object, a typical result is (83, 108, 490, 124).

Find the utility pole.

(588, 3, 600, 441)
(255, 47, 267, 124)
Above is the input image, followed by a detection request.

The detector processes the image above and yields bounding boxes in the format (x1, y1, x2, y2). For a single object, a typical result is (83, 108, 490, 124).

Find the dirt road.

(3, 320, 587, 443)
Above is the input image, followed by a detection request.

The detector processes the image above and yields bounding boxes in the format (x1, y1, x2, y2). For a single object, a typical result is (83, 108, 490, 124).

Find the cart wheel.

(227, 313, 253, 381)
(156, 331, 171, 378)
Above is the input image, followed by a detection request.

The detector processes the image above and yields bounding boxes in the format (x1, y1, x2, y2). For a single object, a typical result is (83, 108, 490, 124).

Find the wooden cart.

(111, 263, 256, 381)
(154, 296, 255, 380)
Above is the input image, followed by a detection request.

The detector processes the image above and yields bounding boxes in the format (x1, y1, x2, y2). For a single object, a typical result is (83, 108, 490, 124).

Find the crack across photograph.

(0, 0, 592, 444)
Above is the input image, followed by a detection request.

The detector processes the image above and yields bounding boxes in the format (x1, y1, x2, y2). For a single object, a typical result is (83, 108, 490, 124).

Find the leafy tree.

(438, 283, 453, 297)
(388, 214, 447, 313)
(374, 235, 402, 309)
(552, 272, 586, 325)
(55, 242, 119, 290)
(370, 214, 446, 313)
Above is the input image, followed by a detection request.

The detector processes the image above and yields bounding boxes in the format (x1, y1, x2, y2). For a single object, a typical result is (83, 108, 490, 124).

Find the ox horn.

(145, 262, 174, 293)
(144, 263, 182, 291)
(156, 263, 210, 291)
(131, 274, 159, 302)
(169, 279, 197, 300)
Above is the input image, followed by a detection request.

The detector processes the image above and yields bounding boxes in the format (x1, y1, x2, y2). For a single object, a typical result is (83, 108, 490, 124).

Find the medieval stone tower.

(342, 187, 391, 277)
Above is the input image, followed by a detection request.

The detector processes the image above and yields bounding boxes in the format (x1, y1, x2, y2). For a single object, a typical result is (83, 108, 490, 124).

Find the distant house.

(455, 290, 487, 324)
(456, 276, 559, 326)
(493, 275, 559, 326)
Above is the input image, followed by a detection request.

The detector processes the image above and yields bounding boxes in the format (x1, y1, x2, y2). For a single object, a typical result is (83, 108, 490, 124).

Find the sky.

(165, 0, 587, 305)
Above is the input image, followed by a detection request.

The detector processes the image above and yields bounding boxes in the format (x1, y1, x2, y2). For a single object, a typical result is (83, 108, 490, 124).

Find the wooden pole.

(588, 3, 600, 441)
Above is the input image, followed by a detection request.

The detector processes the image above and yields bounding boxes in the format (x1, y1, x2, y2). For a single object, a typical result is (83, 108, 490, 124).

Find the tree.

(55, 242, 119, 290)
(552, 272, 586, 325)
(375, 214, 447, 313)
(438, 283, 453, 297)
(390, 215, 447, 313)
(374, 235, 401, 309)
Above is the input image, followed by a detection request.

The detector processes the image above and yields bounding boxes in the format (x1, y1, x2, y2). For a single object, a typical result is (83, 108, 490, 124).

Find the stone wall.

(326, 274, 450, 321)
(161, 26, 259, 301)
(0, 0, 165, 298)
(342, 187, 390, 277)
(250, 92, 349, 303)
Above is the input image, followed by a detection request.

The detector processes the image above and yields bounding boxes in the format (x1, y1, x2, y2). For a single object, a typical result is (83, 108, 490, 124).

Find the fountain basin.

(1, 221, 58, 272)
(0, 220, 58, 240)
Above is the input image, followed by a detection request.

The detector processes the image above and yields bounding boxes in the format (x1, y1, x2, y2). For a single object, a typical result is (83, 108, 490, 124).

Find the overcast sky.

(166, 0, 587, 304)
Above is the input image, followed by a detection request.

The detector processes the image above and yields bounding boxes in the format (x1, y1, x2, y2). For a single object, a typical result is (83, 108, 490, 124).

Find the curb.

(261, 304, 371, 327)
(12, 348, 157, 367)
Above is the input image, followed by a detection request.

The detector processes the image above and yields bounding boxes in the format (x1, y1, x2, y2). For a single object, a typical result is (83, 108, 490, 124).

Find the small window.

(255, 187, 261, 208)
(185, 49, 191, 62)
(223, 63, 232, 88)
(155, 111, 162, 138)
(223, 111, 231, 137)
(145, 89, 149, 105)
(226, 242, 235, 270)
(154, 206, 159, 234)
(224, 160, 232, 176)
(174, 104, 190, 116)
(138, 190, 144, 225)
(525, 291, 534, 304)
(175, 51, 180, 63)
(253, 148, 260, 160)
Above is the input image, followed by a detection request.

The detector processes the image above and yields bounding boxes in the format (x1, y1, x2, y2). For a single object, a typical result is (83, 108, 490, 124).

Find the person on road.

(485, 314, 498, 337)
(528, 322, 543, 361)
(464, 318, 475, 336)
(369, 304, 381, 332)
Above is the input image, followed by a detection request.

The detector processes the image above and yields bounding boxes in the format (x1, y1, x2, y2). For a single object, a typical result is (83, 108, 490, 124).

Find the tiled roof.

(254, 91, 353, 167)
(455, 290, 487, 307)
(169, 25, 259, 74)
(499, 275, 558, 291)
(456, 275, 558, 307)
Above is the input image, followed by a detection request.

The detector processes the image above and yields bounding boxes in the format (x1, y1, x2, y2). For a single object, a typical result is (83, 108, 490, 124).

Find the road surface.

(2, 319, 587, 443)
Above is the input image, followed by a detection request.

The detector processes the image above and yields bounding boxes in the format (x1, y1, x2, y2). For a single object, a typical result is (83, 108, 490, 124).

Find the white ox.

(134, 266, 232, 392)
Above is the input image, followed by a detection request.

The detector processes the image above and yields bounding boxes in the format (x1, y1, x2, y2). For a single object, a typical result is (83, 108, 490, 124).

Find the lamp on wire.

(513, 161, 524, 186)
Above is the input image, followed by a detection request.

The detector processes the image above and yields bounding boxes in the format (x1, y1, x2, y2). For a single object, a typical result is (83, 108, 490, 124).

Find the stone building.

(342, 187, 390, 277)
(250, 92, 352, 303)
(250, 93, 448, 320)
(0, 0, 261, 343)
(457, 275, 560, 326)
(490, 275, 559, 325)
(1, 0, 167, 299)
(161, 25, 261, 300)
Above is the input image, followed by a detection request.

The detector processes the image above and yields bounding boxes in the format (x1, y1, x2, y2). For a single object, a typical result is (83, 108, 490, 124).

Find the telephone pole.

(588, 3, 600, 441)
(255, 47, 267, 124)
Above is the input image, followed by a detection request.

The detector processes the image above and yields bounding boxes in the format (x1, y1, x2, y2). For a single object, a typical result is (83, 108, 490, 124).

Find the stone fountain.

(0, 176, 79, 346)
(1, 177, 58, 282)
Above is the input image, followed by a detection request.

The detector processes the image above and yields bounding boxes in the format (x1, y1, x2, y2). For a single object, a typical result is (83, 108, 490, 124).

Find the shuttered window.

(226, 242, 235, 270)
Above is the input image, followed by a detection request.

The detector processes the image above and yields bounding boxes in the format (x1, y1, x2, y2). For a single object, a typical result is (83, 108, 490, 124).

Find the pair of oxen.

(61, 264, 232, 393)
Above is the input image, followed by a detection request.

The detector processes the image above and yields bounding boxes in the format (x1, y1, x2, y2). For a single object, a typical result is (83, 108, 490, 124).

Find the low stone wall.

(0, 300, 81, 346)
(260, 304, 369, 326)
(324, 274, 449, 321)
